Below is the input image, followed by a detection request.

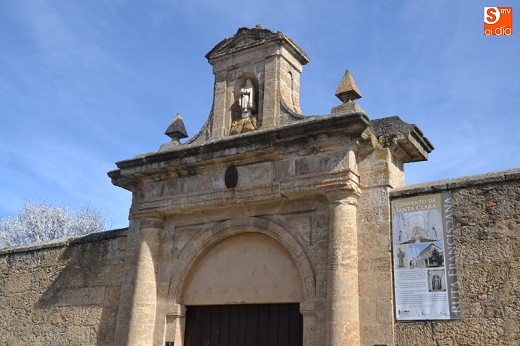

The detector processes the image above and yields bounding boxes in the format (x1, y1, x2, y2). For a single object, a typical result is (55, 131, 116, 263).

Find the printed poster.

(391, 192, 461, 321)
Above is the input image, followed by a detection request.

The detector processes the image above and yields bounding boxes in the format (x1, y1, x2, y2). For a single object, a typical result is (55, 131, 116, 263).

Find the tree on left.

(0, 200, 108, 248)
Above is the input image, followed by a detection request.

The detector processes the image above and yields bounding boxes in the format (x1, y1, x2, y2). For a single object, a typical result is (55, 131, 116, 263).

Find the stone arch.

(183, 232, 303, 304)
(168, 216, 316, 305)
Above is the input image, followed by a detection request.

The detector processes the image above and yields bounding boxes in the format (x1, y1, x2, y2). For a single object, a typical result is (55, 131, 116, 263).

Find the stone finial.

(335, 70, 362, 103)
(165, 113, 188, 143)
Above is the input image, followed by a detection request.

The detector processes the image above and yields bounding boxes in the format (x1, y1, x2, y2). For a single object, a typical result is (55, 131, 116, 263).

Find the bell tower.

(192, 26, 309, 142)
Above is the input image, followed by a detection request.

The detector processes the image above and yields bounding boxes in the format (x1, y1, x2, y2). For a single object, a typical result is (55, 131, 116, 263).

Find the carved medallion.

(225, 166, 238, 188)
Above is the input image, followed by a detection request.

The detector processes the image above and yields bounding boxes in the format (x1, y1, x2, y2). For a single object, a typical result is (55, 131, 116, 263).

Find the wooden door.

(184, 303, 303, 346)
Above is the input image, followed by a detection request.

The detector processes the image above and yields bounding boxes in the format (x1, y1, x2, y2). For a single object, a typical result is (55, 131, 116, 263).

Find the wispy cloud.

(1, 0, 518, 227)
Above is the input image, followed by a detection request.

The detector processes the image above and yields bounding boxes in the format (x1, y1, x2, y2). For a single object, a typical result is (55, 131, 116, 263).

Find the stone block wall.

(0, 229, 127, 345)
(1, 166, 518, 346)
(357, 146, 406, 346)
(392, 169, 520, 345)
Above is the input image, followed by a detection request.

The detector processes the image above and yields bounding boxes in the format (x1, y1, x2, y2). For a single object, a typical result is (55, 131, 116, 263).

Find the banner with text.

(391, 192, 460, 321)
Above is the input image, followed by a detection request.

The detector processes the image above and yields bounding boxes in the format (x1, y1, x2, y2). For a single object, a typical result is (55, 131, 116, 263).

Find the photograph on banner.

(391, 192, 460, 321)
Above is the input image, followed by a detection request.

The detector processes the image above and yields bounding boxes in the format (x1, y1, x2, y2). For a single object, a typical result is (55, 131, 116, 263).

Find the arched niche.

(232, 73, 260, 122)
(183, 232, 303, 305)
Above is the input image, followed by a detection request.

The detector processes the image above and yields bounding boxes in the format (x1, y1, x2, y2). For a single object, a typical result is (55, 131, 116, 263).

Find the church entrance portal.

(184, 303, 303, 346)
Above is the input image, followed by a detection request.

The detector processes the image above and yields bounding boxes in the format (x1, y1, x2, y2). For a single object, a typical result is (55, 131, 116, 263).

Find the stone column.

(324, 185, 361, 345)
(127, 215, 164, 346)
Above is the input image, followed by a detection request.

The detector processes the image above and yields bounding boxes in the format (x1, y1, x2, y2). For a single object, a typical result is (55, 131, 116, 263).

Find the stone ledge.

(391, 168, 520, 198)
(370, 116, 434, 162)
(108, 112, 370, 190)
(115, 111, 368, 169)
(0, 228, 128, 256)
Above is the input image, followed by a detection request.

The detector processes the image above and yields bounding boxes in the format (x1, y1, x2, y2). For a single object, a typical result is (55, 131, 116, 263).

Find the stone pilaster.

(324, 183, 361, 346)
(165, 304, 187, 346)
(300, 300, 318, 346)
(126, 215, 164, 346)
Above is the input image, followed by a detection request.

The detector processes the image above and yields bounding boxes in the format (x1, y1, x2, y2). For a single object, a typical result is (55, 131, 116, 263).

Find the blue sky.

(1, 1, 518, 229)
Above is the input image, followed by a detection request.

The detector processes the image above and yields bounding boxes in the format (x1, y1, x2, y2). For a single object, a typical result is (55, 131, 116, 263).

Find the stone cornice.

(206, 26, 309, 66)
(391, 168, 520, 198)
(369, 116, 434, 162)
(108, 112, 369, 190)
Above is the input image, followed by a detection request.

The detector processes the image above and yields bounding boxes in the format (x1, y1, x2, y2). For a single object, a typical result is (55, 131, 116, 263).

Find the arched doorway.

(183, 232, 304, 345)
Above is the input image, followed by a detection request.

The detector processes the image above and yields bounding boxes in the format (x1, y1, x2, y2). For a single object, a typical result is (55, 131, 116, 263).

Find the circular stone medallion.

(225, 166, 238, 188)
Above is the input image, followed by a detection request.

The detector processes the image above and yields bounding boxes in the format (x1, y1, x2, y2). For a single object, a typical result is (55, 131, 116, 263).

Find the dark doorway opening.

(184, 303, 303, 346)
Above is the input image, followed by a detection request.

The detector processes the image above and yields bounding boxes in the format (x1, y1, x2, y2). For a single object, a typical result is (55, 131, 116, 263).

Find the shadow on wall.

(13, 229, 128, 345)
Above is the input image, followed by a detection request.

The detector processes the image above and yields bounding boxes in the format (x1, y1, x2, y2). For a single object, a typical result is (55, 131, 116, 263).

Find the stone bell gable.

(189, 26, 310, 143)
(108, 26, 433, 346)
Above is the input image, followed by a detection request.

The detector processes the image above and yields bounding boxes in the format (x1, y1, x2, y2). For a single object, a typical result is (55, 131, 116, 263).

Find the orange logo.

(484, 7, 513, 35)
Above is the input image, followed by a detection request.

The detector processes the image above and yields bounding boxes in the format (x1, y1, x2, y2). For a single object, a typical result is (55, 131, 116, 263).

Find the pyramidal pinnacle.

(165, 113, 188, 142)
(335, 70, 362, 103)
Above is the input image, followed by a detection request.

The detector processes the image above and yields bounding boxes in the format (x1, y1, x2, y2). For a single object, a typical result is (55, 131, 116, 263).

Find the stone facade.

(0, 27, 518, 346)
(2, 170, 519, 345)
(106, 26, 432, 346)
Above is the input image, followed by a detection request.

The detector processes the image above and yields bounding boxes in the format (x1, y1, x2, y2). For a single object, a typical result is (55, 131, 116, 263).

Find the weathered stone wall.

(357, 145, 407, 346)
(2, 167, 519, 346)
(0, 229, 127, 345)
(392, 169, 520, 346)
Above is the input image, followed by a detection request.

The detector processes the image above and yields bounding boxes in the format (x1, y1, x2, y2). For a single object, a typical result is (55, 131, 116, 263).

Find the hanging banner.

(391, 192, 460, 321)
